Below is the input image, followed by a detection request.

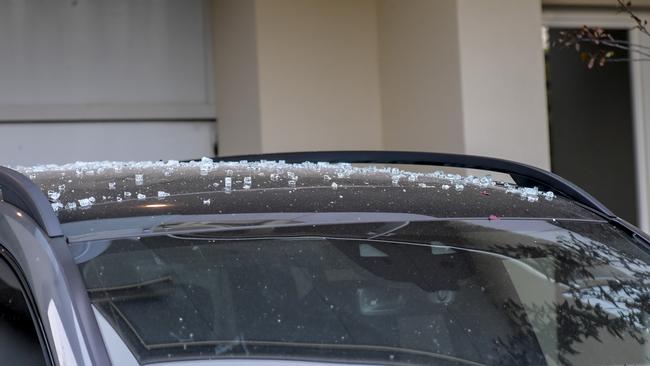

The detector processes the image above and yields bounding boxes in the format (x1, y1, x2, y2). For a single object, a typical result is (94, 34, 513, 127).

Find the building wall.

(255, 0, 383, 153)
(0, 0, 217, 166)
(214, 0, 383, 155)
(376, 0, 550, 168)
(214, 0, 550, 168)
(457, 0, 551, 169)
(378, 0, 466, 154)
(0, 122, 215, 166)
(213, 0, 262, 155)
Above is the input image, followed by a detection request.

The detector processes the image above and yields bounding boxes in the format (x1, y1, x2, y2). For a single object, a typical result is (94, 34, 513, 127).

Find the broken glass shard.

(47, 190, 61, 201)
(78, 198, 94, 208)
(224, 177, 232, 193)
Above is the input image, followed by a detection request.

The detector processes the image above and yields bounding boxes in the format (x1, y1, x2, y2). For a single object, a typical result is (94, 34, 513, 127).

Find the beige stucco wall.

(377, 0, 550, 168)
(214, 0, 263, 155)
(214, 0, 551, 169)
(457, 0, 551, 169)
(378, 0, 466, 154)
(214, 0, 383, 155)
(254, 0, 383, 153)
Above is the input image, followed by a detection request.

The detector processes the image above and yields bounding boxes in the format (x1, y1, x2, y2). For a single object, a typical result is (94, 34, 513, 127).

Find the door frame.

(543, 8, 650, 232)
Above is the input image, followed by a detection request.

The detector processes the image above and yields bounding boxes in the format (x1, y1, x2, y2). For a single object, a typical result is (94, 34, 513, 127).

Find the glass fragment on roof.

(13, 158, 556, 214)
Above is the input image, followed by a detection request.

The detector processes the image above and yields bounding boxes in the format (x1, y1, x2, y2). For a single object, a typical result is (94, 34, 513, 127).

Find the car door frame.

(0, 201, 112, 366)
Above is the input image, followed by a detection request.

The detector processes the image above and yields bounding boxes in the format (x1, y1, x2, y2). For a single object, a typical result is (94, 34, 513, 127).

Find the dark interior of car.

(0, 259, 47, 365)
(78, 235, 549, 365)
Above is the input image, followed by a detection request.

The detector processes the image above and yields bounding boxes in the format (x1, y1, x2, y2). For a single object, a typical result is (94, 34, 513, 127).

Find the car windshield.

(69, 217, 650, 366)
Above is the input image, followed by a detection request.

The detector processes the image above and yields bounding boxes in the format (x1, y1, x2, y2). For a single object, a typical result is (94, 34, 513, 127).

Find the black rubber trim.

(217, 150, 615, 218)
(0, 166, 63, 238)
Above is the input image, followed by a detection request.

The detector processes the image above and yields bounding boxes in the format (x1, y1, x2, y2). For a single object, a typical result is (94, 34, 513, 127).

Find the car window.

(70, 218, 650, 366)
(0, 251, 48, 365)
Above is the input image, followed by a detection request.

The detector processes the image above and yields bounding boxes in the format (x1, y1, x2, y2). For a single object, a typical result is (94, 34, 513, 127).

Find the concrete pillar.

(214, 0, 383, 156)
(457, 0, 550, 169)
(378, 0, 466, 155)
(213, 0, 263, 156)
(378, 0, 550, 169)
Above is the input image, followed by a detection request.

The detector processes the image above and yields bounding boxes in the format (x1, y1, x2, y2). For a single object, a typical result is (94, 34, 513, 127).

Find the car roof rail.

(217, 150, 615, 218)
(0, 166, 63, 238)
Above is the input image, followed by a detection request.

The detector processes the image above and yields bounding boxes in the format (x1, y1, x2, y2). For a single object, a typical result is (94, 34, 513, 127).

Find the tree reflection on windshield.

(492, 232, 650, 366)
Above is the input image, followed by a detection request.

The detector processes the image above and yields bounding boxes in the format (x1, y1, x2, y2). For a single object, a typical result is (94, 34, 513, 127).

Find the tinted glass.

(0, 254, 47, 365)
(72, 219, 650, 366)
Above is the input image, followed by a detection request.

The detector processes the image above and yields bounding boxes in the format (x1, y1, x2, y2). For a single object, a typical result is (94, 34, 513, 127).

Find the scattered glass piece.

(224, 177, 232, 193)
(78, 198, 94, 208)
(479, 175, 493, 188)
(391, 175, 400, 186)
(51, 202, 64, 212)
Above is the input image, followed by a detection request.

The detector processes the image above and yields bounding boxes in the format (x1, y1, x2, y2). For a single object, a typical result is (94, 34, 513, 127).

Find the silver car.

(0, 151, 648, 366)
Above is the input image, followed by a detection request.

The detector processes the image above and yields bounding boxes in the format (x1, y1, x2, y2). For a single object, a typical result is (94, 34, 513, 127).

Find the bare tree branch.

(551, 1, 650, 67)
(616, 0, 650, 38)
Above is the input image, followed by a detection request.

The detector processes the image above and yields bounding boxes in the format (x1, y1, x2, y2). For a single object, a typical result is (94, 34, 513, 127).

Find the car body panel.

(0, 201, 110, 366)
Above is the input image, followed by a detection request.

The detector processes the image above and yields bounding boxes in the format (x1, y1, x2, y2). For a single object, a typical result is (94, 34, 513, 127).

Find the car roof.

(16, 159, 601, 233)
